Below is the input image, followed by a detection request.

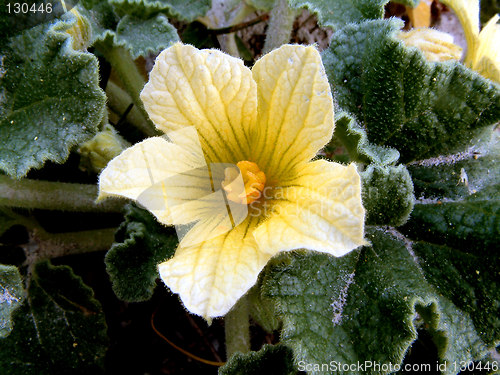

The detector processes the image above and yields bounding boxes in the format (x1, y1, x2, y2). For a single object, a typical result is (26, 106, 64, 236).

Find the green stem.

(106, 81, 156, 136)
(225, 295, 251, 358)
(97, 44, 158, 137)
(30, 227, 117, 259)
(0, 175, 125, 213)
(262, 0, 297, 54)
(219, 3, 254, 57)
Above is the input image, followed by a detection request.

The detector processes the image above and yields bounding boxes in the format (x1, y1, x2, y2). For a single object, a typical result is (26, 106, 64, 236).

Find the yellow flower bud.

(398, 28, 463, 62)
(65, 8, 92, 51)
(79, 124, 130, 173)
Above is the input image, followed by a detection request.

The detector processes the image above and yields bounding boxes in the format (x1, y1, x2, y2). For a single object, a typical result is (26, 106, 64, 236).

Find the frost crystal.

(331, 272, 355, 325)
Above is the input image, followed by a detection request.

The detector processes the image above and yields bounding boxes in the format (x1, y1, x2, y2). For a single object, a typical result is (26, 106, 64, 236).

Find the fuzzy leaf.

(393, 0, 420, 6)
(219, 344, 296, 375)
(0, 20, 106, 178)
(288, 0, 388, 29)
(109, 0, 211, 22)
(247, 283, 281, 333)
(403, 132, 499, 252)
(408, 133, 499, 201)
(261, 229, 497, 374)
(114, 14, 179, 59)
(0, 264, 24, 338)
(322, 19, 500, 163)
(333, 112, 400, 166)
(105, 204, 177, 302)
(361, 165, 415, 226)
(77, 0, 180, 57)
(76, 0, 118, 44)
(0, 261, 108, 375)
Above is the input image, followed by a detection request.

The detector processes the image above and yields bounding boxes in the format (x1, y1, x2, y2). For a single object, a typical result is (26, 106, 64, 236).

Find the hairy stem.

(29, 227, 117, 260)
(0, 175, 125, 213)
(106, 81, 156, 136)
(225, 295, 251, 358)
(262, 0, 297, 54)
(97, 44, 158, 136)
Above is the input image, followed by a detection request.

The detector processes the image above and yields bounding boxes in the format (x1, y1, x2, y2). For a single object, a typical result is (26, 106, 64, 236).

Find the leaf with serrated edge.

(333, 111, 400, 166)
(109, 0, 211, 23)
(219, 344, 297, 375)
(0, 19, 106, 178)
(76, 0, 119, 45)
(261, 229, 495, 374)
(361, 165, 415, 226)
(105, 204, 178, 302)
(288, 0, 387, 29)
(322, 19, 500, 163)
(0, 265, 24, 339)
(0, 261, 108, 375)
(115, 14, 179, 59)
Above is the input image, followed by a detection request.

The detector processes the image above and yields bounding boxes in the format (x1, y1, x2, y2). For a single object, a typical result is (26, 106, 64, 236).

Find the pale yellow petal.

(398, 28, 463, 62)
(474, 15, 500, 83)
(251, 44, 334, 181)
(140, 43, 258, 164)
(158, 216, 270, 318)
(440, 0, 480, 65)
(98, 130, 206, 224)
(253, 160, 366, 257)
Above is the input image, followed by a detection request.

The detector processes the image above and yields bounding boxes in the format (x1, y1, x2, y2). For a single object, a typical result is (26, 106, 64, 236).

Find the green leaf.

(245, 0, 275, 11)
(115, 14, 179, 59)
(0, 19, 106, 178)
(219, 344, 297, 375)
(408, 133, 499, 201)
(247, 283, 281, 333)
(77, 0, 180, 58)
(109, 0, 212, 22)
(77, 0, 119, 44)
(403, 132, 499, 252)
(0, 264, 24, 338)
(261, 229, 496, 374)
(404, 199, 499, 254)
(333, 111, 400, 166)
(0, 261, 108, 374)
(392, 0, 420, 6)
(105, 204, 177, 302)
(288, 0, 388, 29)
(412, 241, 499, 350)
(322, 19, 500, 163)
(361, 165, 415, 226)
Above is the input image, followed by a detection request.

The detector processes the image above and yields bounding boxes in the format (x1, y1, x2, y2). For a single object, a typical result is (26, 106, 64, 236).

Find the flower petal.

(253, 160, 367, 257)
(158, 216, 270, 318)
(98, 129, 206, 224)
(140, 43, 258, 164)
(251, 44, 334, 180)
(475, 15, 500, 83)
(398, 28, 462, 62)
(440, 0, 479, 65)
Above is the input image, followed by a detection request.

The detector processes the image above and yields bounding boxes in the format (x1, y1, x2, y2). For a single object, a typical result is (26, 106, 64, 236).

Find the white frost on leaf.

(0, 286, 20, 305)
(409, 146, 484, 167)
(331, 272, 355, 325)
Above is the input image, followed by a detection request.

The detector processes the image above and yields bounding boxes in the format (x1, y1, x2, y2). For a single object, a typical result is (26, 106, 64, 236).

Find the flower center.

(222, 161, 266, 205)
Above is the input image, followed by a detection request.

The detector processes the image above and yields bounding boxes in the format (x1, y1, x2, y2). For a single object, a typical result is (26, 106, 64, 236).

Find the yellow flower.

(440, 0, 500, 82)
(98, 43, 366, 319)
(398, 28, 463, 62)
